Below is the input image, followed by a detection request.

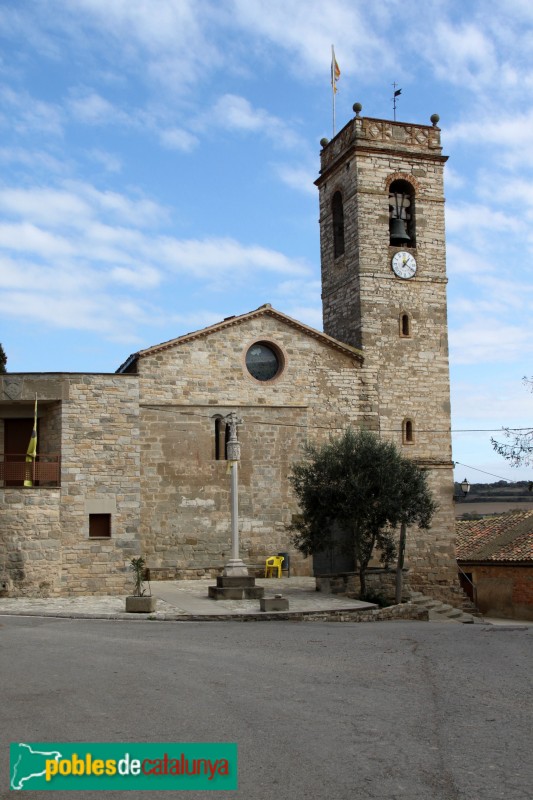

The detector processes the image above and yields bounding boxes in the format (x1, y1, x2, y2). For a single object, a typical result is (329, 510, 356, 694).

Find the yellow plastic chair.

(265, 555, 284, 578)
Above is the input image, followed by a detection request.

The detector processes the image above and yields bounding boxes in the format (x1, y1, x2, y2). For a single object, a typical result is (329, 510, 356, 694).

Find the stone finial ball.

(353, 102, 363, 115)
(320, 137, 329, 147)
(430, 113, 440, 126)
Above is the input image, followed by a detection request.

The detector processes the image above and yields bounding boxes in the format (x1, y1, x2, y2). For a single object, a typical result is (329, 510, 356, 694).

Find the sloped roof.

(116, 304, 363, 372)
(456, 510, 533, 563)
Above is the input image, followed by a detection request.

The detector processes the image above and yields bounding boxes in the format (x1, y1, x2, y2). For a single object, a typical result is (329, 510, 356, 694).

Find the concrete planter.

(125, 595, 157, 613)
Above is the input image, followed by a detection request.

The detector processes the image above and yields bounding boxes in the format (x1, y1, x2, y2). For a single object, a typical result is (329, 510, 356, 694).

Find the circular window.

(245, 342, 282, 382)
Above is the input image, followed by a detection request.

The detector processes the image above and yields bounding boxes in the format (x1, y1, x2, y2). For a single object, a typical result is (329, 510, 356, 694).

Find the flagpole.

(24, 394, 38, 487)
(331, 45, 336, 137)
(331, 46, 341, 135)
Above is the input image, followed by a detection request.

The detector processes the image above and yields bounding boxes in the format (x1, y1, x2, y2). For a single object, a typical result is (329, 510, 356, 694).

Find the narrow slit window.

(332, 191, 345, 258)
(403, 419, 414, 444)
(400, 313, 411, 337)
(215, 417, 228, 461)
(89, 513, 111, 538)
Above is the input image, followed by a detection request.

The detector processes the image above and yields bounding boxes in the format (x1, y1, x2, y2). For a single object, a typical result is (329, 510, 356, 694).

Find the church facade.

(0, 110, 459, 600)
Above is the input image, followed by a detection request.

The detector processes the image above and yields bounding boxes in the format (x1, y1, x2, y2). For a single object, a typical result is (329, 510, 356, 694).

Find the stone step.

(411, 591, 479, 624)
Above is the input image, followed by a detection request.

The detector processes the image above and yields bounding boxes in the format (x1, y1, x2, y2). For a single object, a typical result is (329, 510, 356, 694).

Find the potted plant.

(125, 556, 157, 613)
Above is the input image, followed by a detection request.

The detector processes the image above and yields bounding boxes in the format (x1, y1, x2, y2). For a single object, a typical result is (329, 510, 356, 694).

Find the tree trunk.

(395, 522, 407, 604)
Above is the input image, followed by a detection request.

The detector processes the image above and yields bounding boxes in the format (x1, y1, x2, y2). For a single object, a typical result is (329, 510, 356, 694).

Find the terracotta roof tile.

(456, 510, 533, 562)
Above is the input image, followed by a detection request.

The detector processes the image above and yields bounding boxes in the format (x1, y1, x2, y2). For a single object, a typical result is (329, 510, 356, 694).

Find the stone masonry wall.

(317, 115, 459, 601)
(0, 373, 141, 596)
(0, 489, 61, 596)
(138, 312, 368, 578)
(59, 374, 141, 595)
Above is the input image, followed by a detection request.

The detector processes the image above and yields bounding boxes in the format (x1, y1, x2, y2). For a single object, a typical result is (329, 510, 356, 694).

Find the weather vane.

(392, 82, 402, 122)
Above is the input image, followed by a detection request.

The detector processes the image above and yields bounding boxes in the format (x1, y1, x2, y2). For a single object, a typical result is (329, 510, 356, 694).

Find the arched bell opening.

(389, 179, 416, 246)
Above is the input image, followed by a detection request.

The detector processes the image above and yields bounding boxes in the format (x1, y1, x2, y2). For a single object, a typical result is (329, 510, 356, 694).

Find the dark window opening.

(215, 417, 229, 461)
(4, 417, 39, 487)
(401, 313, 411, 337)
(89, 514, 111, 538)
(403, 419, 414, 444)
(389, 179, 415, 246)
(332, 191, 345, 257)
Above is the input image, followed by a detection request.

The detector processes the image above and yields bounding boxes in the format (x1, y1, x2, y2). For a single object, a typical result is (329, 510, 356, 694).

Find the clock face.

(392, 251, 417, 279)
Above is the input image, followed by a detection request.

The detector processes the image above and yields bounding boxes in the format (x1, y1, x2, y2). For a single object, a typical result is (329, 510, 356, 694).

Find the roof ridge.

(132, 305, 363, 361)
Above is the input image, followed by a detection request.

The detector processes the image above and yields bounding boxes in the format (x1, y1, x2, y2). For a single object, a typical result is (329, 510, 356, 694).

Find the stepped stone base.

(208, 575, 265, 601)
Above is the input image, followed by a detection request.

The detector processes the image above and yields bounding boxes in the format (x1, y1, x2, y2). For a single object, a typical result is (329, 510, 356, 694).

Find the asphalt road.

(1, 617, 531, 800)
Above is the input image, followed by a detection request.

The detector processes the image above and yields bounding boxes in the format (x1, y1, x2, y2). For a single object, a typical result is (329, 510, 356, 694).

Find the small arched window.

(332, 191, 345, 258)
(402, 418, 415, 445)
(400, 313, 411, 337)
(389, 179, 415, 246)
(214, 416, 229, 460)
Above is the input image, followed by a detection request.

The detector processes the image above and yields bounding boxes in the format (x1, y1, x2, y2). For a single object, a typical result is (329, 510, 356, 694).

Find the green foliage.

(360, 588, 392, 608)
(129, 556, 147, 596)
(0, 343, 6, 374)
(289, 428, 437, 596)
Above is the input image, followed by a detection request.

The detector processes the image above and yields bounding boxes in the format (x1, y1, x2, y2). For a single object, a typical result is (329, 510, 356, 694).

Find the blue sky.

(0, 0, 531, 483)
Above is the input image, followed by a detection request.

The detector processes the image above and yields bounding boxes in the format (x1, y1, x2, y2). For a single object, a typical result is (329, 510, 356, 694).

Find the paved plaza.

(0, 577, 376, 620)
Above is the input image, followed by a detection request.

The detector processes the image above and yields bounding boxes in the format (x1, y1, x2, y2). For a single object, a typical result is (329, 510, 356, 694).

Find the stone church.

(0, 108, 459, 600)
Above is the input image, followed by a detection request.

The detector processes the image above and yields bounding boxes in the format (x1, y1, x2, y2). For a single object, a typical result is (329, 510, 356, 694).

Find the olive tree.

(289, 428, 437, 600)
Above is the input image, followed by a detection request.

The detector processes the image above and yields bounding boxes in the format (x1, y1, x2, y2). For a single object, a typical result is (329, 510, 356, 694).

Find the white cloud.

(449, 320, 532, 365)
(443, 166, 465, 191)
(275, 279, 321, 305)
(447, 109, 533, 150)
(274, 164, 317, 195)
(210, 94, 301, 148)
(0, 86, 63, 137)
(282, 305, 323, 330)
(68, 90, 118, 124)
(0, 147, 66, 173)
(446, 203, 523, 235)
(109, 265, 161, 289)
(0, 179, 312, 339)
(53, 0, 221, 94)
(446, 243, 495, 277)
(229, 0, 394, 81)
(424, 21, 497, 89)
(154, 236, 310, 280)
(0, 222, 74, 258)
(0, 183, 167, 229)
(87, 149, 122, 173)
(159, 128, 198, 152)
(452, 377, 533, 426)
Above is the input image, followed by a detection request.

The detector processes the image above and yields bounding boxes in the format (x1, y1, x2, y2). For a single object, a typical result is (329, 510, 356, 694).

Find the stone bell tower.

(315, 105, 459, 599)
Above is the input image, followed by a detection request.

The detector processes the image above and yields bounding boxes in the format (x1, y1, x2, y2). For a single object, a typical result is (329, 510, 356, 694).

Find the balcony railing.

(0, 454, 61, 487)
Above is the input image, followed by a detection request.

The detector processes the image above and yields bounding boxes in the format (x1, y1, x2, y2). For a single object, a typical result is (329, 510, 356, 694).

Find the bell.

(389, 218, 410, 243)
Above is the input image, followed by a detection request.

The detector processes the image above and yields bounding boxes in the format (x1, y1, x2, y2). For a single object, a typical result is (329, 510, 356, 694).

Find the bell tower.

(316, 105, 458, 599)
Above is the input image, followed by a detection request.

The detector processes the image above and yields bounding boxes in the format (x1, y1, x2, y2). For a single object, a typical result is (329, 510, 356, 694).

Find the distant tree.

(491, 377, 533, 468)
(289, 429, 437, 600)
(0, 343, 6, 374)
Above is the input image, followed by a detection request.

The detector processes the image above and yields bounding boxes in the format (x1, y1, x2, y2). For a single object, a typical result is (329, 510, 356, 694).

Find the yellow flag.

(24, 396, 37, 487)
(331, 46, 341, 94)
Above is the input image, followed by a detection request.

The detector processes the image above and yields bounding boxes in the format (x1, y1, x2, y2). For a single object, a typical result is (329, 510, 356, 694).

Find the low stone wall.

(315, 568, 411, 603)
(156, 604, 429, 623)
